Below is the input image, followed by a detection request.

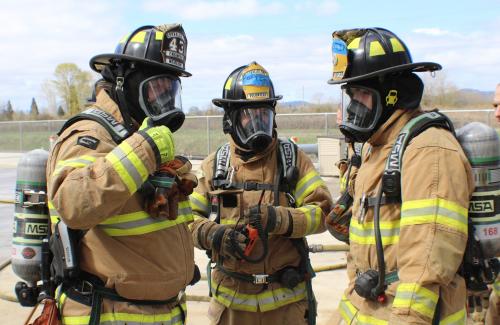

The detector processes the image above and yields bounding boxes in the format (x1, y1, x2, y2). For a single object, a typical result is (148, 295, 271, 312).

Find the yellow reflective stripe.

(211, 279, 306, 312)
(493, 278, 500, 295)
(348, 37, 361, 49)
(155, 31, 164, 40)
(439, 308, 466, 325)
(98, 214, 192, 236)
(357, 314, 388, 325)
(294, 170, 325, 206)
(130, 31, 146, 43)
(62, 305, 183, 324)
(221, 218, 237, 225)
(338, 294, 357, 323)
(190, 192, 209, 216)
(54, 155, 97, 175)
(338, 295, 388, 324)
(390, 37, 405, 52)
(48, 200, 60, 223)
(393, 283, 438, 319)
(339, 174, 347, 192)
(401, 198, 468, 234)
(298, 205, 322, 234)
(349, 219, 400, 245)
(105, 141, 149, 194)
(369, 41, 385, 56)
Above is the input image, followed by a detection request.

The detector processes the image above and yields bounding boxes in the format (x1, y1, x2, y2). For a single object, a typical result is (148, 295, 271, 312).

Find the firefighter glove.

(139, 117, 175, 165)
(209, 225, 247, 260)
(245, 205, 291, 235)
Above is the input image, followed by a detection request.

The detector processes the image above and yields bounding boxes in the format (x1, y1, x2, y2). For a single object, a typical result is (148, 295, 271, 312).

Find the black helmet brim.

(212, 95, 283, 108)
(89, 53, 192, 77)
(327, 62, 441, 85)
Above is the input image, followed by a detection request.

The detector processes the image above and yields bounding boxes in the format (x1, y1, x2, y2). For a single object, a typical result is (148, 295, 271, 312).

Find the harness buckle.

(78, 280, 94, 295)
(252, 274, 269, 285)
(243, 182, 258, 191)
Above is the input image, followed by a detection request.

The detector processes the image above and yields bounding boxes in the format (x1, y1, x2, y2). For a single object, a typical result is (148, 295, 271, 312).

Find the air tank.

(11, 149, 49, 284)
(457, 122, 500, 258)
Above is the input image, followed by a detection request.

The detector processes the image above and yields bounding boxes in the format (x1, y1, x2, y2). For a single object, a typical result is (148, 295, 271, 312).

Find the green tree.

(51, 63, 93, 115)
(30, 97, 39, 116)
(5, 100, 14, 120)
(57, 105, 65, 117)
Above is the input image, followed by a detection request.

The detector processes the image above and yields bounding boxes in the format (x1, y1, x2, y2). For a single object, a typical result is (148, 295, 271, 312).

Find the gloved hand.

(325, 191, 353, 243)
(335, 158, 349, 178)
(244, 204, 290, 235)
(139, 117, 175, 165)
(141, 156, 198, 219)
(209, 225, 247, 260)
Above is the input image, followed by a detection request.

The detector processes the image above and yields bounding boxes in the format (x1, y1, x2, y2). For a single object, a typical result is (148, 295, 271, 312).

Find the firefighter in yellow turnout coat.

(189, 62, 332, 324)
(46, 25, 196, 325)
(327, 28, 474, 324)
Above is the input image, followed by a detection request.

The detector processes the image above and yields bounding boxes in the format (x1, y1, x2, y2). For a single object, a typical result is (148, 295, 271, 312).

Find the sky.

(1, 0, 499, 113)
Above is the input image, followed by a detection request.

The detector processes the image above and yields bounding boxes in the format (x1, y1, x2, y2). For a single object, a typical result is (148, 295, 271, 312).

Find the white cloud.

(182, 32, 335, 108)
(413, 28, 450, 36)
(0, 0, 124, 111)
(405, 30, 500, 92)
(142, 0, 285, 20)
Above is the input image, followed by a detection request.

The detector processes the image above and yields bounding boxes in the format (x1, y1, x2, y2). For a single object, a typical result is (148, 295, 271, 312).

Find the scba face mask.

(138, 74, 184, 131)
(339, 85, 383, 143)
(234, 106, 274, 152)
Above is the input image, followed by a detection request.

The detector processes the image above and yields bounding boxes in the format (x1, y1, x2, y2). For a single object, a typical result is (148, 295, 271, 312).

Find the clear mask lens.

(139, 75, 182, 117)
(341, 86, 379, 130)
(235, 107, 274, 144)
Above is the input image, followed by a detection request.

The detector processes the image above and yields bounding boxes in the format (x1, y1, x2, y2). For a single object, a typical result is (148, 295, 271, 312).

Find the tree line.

(0, 64, 493, 121)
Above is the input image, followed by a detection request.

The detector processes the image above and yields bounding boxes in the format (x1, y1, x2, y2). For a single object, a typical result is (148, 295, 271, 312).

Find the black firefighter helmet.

(89, 24, 190, 132)
(328, 27, 442, 143)
(213, 62, 282, 153)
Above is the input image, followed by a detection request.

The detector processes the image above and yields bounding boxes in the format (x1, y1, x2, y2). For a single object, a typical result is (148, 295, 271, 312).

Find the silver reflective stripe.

(402, 206, 467, 224)
(295, 174, 322, 200)
(110, 145, 143, 190)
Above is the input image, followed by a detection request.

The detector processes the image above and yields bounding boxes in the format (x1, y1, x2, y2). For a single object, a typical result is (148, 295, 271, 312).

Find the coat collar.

(368, 108, 423, 146)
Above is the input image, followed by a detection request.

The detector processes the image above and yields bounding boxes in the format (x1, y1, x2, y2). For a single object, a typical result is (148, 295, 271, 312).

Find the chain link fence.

(0, 109, 495, 157)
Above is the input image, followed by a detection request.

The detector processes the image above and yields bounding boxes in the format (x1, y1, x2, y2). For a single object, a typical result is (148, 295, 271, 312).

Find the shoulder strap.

(278, 138, 298, 179)
(382, 111, 454, 198)
(212, 143, 231, 189)
(57, 107, 130, 144)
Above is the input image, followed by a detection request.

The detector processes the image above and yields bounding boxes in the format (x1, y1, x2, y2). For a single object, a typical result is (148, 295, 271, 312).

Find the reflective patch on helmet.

(241, 63, 271, 99)
(347, 37, 361, 49)
(130, 31, 147, 43)
(369, 41, 385, 56)
(224, 77, 233, 90)
(386, 90, 398, 106)
(390, 37, 405, 53)
(332, 38, 348, 81)
(155, 31, 164, 40)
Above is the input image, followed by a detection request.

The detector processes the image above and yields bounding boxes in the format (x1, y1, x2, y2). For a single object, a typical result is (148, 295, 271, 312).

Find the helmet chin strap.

(113, 63, 137, 132)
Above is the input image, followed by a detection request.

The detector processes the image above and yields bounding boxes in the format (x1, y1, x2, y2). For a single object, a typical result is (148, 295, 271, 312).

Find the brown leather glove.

(208, 225, 247, 260)
(143, 156, 198, 219)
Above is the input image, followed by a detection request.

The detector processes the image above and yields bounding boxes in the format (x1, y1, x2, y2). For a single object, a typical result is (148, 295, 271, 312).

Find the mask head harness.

(328, 27, 441, 143)
(212, 62, 282, 153)
(89, 24, 190, 132)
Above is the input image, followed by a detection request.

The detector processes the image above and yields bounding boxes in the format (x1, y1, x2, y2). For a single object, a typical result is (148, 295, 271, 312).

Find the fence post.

(19, 122, 23, 152)
(324, 113, 328, 136)
(206, 116, 210, 156)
